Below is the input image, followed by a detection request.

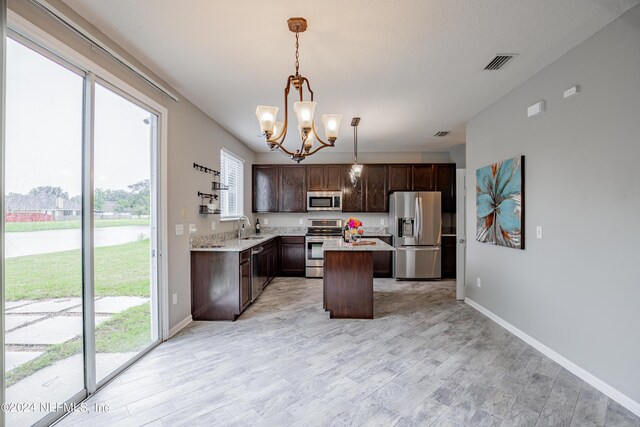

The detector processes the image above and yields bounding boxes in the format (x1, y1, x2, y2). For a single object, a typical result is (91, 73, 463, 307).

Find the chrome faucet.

(237, 215, 252, 239)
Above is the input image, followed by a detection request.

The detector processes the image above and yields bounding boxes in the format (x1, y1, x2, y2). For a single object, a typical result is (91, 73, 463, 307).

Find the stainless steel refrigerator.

(389, 192, 442, 279)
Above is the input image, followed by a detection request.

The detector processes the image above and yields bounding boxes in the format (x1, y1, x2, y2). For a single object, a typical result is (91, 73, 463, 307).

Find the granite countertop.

(191, 234, 279, 252)
(322, 238, 395, 252)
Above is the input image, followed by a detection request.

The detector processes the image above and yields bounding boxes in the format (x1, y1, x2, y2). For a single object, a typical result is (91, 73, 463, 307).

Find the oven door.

(305, 238, 326, 267)
(305, 236, 341, 278)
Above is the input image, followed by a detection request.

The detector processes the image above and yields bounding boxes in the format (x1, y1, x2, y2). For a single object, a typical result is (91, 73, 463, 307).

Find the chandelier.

(255, 17, 343, 163)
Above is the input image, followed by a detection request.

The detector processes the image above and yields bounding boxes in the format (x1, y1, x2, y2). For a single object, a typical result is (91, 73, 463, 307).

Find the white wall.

(466, 4, 640, 408)
(8, 0, 256, 330)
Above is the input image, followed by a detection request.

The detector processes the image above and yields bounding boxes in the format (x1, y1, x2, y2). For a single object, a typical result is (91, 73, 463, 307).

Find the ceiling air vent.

(484, 54, 517, 70)
(434, 131, 450, 137)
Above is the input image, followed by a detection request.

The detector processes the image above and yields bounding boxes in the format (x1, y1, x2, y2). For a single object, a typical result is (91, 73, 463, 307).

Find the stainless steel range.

(305, 219, 343, 278)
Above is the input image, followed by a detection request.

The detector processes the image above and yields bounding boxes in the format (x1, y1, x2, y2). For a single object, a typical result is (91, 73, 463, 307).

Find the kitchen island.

(323, 238, 395, 319)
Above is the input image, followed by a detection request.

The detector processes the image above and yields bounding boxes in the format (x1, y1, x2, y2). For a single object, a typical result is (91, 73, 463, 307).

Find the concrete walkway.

(5, 296, 149, 372)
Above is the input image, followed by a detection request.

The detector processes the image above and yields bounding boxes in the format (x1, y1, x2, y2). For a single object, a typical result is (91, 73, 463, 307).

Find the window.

(220, 149, 244, 218)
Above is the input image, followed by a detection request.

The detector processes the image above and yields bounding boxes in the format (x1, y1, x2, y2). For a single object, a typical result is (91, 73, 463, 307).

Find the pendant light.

(350, 117, 363, 186)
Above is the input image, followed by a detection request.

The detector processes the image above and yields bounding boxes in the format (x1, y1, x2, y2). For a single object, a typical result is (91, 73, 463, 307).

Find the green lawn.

(5, 218, 149, 233)
(5, 239, 151, 301)
(6, 303, 152, 387)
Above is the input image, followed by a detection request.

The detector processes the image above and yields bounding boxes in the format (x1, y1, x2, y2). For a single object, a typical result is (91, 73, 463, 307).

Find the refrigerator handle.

(414, 195, 420, 240)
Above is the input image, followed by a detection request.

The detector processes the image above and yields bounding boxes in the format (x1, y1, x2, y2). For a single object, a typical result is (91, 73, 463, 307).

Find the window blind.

(220, 150, 244, 218)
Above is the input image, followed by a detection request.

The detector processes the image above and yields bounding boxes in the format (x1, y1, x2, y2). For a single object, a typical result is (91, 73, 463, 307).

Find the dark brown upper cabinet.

(307, 164, 341, 191)
(388, 164, 411, 192)
(307, 165, 324, 191)
(412, 164, 435, 191)
(364, 164, 388, 212)
(324, 165, 342, 191)
(435, 164, 456, 213)
(341, 165, 364, 212)
(279, 165, 307, 212)
(252, 165, 279, 213)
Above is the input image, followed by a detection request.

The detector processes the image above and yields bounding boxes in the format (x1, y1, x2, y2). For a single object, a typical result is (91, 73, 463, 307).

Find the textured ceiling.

(60, 0, 639, 153)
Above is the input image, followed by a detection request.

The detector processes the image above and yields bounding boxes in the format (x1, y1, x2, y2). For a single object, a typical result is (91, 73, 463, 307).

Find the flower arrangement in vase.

(344, 217, 364, 243)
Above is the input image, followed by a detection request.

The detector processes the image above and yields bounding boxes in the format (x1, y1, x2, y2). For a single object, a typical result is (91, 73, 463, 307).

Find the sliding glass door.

(93, 82, 159, 384)
(3, 34, 161, 426)
(4, 36, 85, 427)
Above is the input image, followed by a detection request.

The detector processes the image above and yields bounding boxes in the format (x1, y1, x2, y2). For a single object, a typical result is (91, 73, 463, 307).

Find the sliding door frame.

(4, 9, 171, 424)
(0, 1, 7, 427)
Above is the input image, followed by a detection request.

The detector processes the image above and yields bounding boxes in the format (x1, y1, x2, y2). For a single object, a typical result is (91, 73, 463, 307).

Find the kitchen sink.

(240, 237, 263, 240)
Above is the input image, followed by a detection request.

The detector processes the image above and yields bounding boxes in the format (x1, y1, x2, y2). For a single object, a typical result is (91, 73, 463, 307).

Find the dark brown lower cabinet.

(279, 236, 305, 276)
(240, 250, 251, 311)
(261, 238, 278, 287)
(371, 236, 393, 278)
(191, 250, 248, 321)
(441, 236, 456, 279)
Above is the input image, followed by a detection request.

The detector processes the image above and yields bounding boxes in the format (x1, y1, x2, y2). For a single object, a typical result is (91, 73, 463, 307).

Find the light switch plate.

(172, 293, 178, 305)
(211, 221, 216, 230)
(536, 226, 543, 239)
(175, 224, 184, 235)
(264, 218, 269, 225)
(189, 224, 197, 234)
(299, 218, 304, 225)
(477, 278, 481, 288)
(380, 219, 385, 226)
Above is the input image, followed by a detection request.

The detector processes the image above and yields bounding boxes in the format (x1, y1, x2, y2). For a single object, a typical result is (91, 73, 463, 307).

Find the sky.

(6, 37, 153, 197)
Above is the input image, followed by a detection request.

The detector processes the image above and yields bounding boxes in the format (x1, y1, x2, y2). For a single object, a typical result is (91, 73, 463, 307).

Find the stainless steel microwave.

(307, 191, 342, 211)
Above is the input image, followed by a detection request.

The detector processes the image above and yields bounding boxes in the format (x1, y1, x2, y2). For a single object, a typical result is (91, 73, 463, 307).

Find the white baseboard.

(465, 297, 640, 418)
(168, 315, 192, 339)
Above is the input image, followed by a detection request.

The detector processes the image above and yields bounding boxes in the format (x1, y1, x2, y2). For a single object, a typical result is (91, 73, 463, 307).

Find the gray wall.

(466, 5, 640, 404)
(8, 0, 256, 330)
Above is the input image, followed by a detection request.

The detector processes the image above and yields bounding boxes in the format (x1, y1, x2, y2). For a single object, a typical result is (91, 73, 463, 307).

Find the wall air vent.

(434, 131, 450, 137)
(484, 54, 517, 70)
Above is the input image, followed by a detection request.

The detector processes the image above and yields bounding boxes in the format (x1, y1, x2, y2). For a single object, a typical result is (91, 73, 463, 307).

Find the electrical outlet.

(380, 219, 385, 226)
(189, 224, 197, 234)
(175, 224, 184, 236)
(264, 218, 269, 225)
(299, 218, 304, 225)
(211, 221, 216, 230)
(476, 277, 482, 288)
(172, 293, 178, 305)
(536, 226, 543, 239)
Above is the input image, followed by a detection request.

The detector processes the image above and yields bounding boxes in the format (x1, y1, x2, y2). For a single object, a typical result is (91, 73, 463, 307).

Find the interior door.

(456, 169, 466, 300)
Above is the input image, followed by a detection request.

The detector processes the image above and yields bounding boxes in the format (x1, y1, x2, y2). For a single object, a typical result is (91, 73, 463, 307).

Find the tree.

(28, 186, 69, 199)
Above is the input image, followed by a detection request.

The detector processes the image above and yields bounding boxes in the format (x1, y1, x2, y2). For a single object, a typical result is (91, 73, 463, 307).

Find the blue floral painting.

(476, 156, 524, 249)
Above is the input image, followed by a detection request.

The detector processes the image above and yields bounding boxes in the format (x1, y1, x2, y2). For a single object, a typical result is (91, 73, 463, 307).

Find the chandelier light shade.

(255, 17, 343, 162)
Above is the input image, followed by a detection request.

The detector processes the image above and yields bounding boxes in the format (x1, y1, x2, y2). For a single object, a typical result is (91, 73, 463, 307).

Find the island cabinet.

(307, 164, 341, 191)
(441, 236, 456, 279)
(388, 164, 411, 192)
(252, 165, 279, 213)
(191, 249, 251, 321)
(279, 165, 307, 212)
(341, 165, 364, 212)
(435, 164, 456, 213)
(279, 236, 305, 276)
(364, 165, 388, 212)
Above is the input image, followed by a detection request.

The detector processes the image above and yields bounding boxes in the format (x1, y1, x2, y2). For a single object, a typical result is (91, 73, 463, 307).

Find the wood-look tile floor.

(60, 278, 639, 427)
